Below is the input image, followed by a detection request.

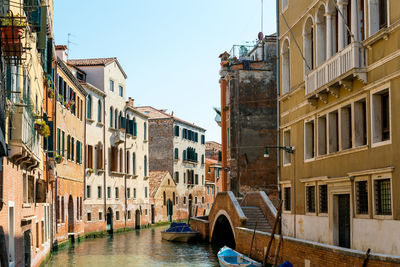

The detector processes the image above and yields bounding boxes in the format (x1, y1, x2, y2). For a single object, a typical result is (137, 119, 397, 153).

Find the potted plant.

(65, 100, 74, 110)
(87, 168, 94, 174)
(1, 14, 26, 55)
(55, 154, 63, 164)
(34, 119, 50, 138)
(47, 88, 54, 98)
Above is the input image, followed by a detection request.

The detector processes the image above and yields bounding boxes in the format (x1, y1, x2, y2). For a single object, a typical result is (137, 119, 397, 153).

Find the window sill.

(283, 163, 291, 167)
(22, 203, 32, 208)
(371, 139, 391, 148)
(313, 145, 369, 161)
(96, 122, 104, 127)
(373, 214, 393, 220)
(97, 169, 105, 174)
(132, 175, 138, 179)
(317, 212, 328, 217)
(108, 127, 117, 132)
(143, 140, 148, 143)
(110, 171, 125, 177)
(126, 133, 137, 139)
(87, 118, 95, 123)
(354, 214, 370, 219)
(143, 176, 149, 180)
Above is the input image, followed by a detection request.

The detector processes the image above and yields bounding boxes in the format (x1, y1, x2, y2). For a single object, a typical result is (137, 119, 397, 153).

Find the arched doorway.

(211, 215, 235, 249)
(135, 209, 141, 229)
(68, 195, 74, 233)
(167, 199, 173, 222)
(106, 207, 113, 233)
(188, 194, 193, 221)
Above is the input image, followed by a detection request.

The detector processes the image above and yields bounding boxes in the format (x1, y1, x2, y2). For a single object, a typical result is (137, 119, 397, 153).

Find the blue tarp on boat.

(165, 222, 193, 233)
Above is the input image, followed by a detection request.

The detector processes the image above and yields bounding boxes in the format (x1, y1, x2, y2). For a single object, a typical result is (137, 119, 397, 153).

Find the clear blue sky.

(54, 0, 277, 143)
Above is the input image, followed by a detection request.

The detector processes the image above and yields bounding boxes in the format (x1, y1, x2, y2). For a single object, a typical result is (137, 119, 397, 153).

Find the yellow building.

(279, 0, 400, 255)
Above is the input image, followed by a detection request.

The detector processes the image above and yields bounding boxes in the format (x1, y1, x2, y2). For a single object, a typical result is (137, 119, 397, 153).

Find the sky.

(54, 0, 277, 143)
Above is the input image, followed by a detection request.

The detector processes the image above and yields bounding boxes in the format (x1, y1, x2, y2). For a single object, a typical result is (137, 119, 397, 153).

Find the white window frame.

(281, 37, 291, 95)
(282, 0, 289, 12)
(317, 114, 327, 156)
(367, 0, 390, 37)
(370, 84, 391, 148)
(283, 128, 291, 166)
(372, 173, 393, 219)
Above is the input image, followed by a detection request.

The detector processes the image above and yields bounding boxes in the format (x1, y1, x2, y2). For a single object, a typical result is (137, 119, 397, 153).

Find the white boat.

(161, 230, 200, 242)
(217, 246, 262, 267)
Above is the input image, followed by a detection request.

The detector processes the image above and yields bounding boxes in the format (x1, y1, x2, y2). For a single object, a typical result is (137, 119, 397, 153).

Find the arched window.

(281, 39, 290, 94)
(87, 95, 92, 119)
(115, 109, 118, 129)
(303, 17, 314, 75)
(316, 5, 327, 66)
(110, 107, 113, 127)
(163, 191, 166, 206)
(119, 148, 123, 173)
(119, 111, 123, 129)
(126, 151, 130, 174)
(98, 100, 102, 122)
(132, 153, 136, 175)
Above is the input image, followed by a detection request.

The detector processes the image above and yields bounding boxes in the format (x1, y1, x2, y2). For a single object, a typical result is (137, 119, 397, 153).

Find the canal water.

(47, 226, 220, 267)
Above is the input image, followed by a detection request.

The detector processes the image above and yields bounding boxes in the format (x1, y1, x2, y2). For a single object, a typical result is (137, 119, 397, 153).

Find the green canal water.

(47, 226, 220, 267)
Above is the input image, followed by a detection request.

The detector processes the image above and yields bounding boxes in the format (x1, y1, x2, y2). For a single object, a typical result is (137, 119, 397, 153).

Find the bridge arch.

(210, 209, 236, 249)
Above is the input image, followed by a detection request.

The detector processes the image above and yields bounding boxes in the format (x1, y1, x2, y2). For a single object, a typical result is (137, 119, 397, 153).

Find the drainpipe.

(103, 97, 106, 227)
(124, 108, 127, 229)
(275, 0, 282, 236)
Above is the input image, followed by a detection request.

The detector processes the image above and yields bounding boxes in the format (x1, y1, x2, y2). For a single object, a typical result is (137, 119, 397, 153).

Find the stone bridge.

(191, 191, 277, 249)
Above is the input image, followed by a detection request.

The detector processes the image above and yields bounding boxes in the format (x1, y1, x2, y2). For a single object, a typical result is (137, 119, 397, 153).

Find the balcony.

(8, 104, 41, 169)
(112, 129, 125, 145)
(305, 42, 367, 102)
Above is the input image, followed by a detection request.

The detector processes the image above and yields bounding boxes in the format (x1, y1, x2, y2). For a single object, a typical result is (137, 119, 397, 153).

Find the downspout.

(124, 108, 127, 229)
(103, 96, 106, 227)
(53, 62, 58, 245)
(276, 0, 282, 236)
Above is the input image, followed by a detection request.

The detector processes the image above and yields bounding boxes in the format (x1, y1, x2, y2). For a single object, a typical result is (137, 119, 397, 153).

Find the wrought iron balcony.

(8, 104, 41, 169)
(305, 42, 367, 99)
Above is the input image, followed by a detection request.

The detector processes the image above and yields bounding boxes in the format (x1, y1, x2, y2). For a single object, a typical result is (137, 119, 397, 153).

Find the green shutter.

(47, 122, 54, 157)
(133, 122, 137, 136)
(37, 5, 47, 50)
(56, 128, 60, 155)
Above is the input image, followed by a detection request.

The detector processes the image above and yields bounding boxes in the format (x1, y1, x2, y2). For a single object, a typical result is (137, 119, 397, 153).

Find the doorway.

(107, 207, 113, 232)
(135, 210, 141, 229)
(151, 204, 155, 224)
(8, 202, 15, 267)
(23, 230, 31, 267)
(167, 199, 173, 222)
(338, 194, 350, 248)
(68, 195, 74, 233)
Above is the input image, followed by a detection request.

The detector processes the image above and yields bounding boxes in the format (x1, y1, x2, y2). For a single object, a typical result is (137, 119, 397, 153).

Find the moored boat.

(161, 222, 200, 242)
(217, 246, 262, 267)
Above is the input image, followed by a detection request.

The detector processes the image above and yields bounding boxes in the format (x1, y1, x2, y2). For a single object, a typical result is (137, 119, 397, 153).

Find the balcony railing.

(112, 129, 125, 145)
(9, 104, 41, 166)
(305, 42, 367, 96)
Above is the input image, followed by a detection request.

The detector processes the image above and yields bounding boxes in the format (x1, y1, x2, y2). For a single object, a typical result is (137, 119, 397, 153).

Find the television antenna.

(67, 33, 78, 58)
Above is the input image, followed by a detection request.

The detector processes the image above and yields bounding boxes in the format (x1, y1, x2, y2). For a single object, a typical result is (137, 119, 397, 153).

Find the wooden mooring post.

(263, 200, 282, 267)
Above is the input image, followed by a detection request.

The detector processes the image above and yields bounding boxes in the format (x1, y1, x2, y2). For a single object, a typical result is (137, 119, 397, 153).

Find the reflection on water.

(47, 226, 220, 267)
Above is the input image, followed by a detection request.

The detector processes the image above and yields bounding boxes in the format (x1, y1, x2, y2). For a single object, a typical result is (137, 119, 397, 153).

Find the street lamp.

(264, 146, 295, 158)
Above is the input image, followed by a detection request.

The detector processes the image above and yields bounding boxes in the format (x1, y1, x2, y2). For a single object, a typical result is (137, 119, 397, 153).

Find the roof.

(149, 170, 174, 197)
(135, 106, 206, 131)
(56, 59, 87, 96)
(68, 57, 128, 79)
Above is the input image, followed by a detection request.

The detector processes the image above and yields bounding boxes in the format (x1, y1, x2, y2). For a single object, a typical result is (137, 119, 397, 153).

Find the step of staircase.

(241, 206, 272, 233)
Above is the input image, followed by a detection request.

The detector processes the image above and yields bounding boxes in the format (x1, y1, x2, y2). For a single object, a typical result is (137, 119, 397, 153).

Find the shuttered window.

(67, 135, 70, 160)
(71, 138, 75, 161)
(174, 148, 179, 159)
(87, 145, 93, 169)
(56, 128, 60, 155)
(61, 131, 65, 157)
(174, 125, 180, 137)
(87, 95, 92, 119)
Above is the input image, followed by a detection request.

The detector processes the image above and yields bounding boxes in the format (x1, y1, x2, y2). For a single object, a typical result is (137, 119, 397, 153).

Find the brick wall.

(235, 227, 400, 267)
(190, 216, 209, 240)
(148, 119, 174, 175)
(240, 191, 277, 227)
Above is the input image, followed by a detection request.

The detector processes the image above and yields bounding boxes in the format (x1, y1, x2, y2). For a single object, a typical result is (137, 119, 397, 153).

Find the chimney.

(127, 97, 135, 107)
(55, 45, 68, 62)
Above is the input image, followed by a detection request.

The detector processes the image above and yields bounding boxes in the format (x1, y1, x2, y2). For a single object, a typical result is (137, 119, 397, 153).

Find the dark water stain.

(47, 226, 220, 267)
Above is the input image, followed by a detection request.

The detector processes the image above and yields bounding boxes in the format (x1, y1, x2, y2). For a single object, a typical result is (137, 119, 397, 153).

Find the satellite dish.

(258, 32, 264, 40)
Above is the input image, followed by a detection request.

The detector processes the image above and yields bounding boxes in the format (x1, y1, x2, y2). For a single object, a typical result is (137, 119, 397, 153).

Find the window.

(107, 186, 111, 199)
(356, 181, 368, 214)
(174, 148, 179, 159)
(116, 211, 120, 220)
(316, 5, 326, 66)
(99, 212, 103, 221)
(201, 155, 204, 164)
(134, 188, 136, 199)
(86, 185, 91, 198)
(201, 135, 205, 144)
(110, 80, 114, 92)
(87, 212, 92, 222)
(87, 145, 93, 169)
(175, 172, 179, 183)
(354, 99, 367, 147)
(67, 135, 71, 159)
(115, 187, 119, 199)
(119, 85, 123, 97)
(176, 197, 179, 204)
(98, 100, 102, 122)
(283, 130, 291, 164)
(61, 131, 65, 157)
(317, 116, 327, 156)
(284, 187, 291, 211)
(303, 17, 314, 74)
(87, 95, 92, 119)
(128, 210, 131, 220)
(174, 125, 180, 136)
(183, 196, 186, 204)
(57, 128, 60, 155)
(374, 179, 391, 215)
(127, 188, 131, 199)
(71, 138, 75, 161)
(207, 187, 210, 195)
(132, 153, 136, 175)
(306, 186, 316, 213)
(145, 187, 148, 198)
(195, 197, 198, 204)
(328, 111, 339, 153)
(304, 120, 315, 160)
(282, 39, 290, 94)
(144, 155, 148, 176)
(202, 197, 205, 204)
(76, 141, 82, 164)
(319, 185, 328, 213)
(144, 122, 147, 140)
(173, 192, 176, 205)
(97, 186, 102, 198)
(126, 152, 130, 174)
(115, 109, 118, 129)
(372, 89, 390, 143)
(163, 191, 166, 205)
(341, 105, 352, 150)
(195, 174, 199, 185)
(110, 107, 113, 127)
(369, 0, 388, 35)
(282, 0, 288, 11)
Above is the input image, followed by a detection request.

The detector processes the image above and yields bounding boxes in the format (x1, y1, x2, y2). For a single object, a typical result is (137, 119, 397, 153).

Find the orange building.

(53, 52, 87, 245)
(204, 158, 221, 214)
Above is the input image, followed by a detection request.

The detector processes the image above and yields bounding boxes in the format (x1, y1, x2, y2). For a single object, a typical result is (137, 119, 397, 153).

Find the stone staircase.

(241, 206, 272, 233)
